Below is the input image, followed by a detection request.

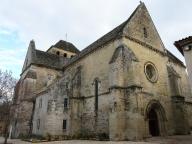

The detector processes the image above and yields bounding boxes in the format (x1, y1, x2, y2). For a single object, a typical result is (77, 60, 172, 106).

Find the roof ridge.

(84, 2, 143, 48)
(35, 49, 61, 58)
(166, 49, 185, 67)
(63, 3, 143, 69)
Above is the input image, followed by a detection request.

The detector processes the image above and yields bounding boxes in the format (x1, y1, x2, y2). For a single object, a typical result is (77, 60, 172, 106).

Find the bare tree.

(0, 70, 17, 144)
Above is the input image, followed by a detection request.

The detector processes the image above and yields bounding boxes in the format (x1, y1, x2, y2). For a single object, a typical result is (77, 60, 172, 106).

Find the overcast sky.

(0, 0, 191, 78)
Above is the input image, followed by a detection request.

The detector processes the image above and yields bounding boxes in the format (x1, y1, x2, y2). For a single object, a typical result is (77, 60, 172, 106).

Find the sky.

(0, 0, 191, 79)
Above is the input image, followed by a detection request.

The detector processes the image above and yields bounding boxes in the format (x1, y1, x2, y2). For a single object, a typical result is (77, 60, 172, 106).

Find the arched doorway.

(148, 109, 159, 136)
(145, 100, 167, 137)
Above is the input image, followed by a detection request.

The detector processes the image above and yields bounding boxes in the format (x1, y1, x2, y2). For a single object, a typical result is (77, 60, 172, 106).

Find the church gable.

(123, 2, 165, 52)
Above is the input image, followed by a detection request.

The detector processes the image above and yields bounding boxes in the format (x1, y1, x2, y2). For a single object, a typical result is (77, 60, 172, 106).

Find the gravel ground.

(1, 135, 192, 144)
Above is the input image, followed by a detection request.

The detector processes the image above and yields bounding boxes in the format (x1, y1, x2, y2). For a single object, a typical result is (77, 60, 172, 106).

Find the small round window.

(144, 62, 158, 83)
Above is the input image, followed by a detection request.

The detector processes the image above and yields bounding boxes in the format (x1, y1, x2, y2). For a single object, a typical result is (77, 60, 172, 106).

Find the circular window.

(144, 62, 158, 83)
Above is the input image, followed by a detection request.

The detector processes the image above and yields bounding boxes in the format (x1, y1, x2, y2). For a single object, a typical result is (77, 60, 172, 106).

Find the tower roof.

(48, 40, 80, 54)
(174, 36, 192, 55)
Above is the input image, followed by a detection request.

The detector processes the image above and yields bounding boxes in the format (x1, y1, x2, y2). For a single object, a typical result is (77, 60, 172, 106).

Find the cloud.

(0, 0, 139, 49)
(0, 27, 26, 78)
(0, 0, 191, 78)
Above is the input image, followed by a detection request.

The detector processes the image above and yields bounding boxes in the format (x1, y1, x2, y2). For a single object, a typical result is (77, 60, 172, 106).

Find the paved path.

(145, 135, 192, 144)
(1, 135, 192, 144)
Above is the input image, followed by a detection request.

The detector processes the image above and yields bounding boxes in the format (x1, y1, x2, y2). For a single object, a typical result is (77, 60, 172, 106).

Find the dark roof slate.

(174, 36, 192, 55)
(33, 50, 68, 70)
(167, 50, 185, 67)
(50, 40, 80, 54)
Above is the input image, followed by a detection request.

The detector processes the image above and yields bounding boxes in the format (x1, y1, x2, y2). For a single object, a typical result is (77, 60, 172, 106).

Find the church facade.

(11, 2, 192, 140)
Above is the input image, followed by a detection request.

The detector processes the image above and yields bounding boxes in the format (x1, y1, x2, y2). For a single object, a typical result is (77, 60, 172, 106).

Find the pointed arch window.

(64, 98, 68, 109)
(63, 119, 67, 130)
(93, 78, 101, 112)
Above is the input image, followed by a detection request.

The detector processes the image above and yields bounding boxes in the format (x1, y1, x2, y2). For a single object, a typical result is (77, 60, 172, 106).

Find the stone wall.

(183, 46, 192, 91)
(48, 47, 77, 58)
(11, 65, 62, 138)
(11, 101, 33, 138)
(31, 35, 192, 140)
(13, 2, 192, 140)
(186, 102, 192, 129)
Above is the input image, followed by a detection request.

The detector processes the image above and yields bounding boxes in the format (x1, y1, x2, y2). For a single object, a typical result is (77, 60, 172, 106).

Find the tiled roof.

(33, 50, 68, 70)
(174, 36, 192, 55)
(49, 40, 80, 54)
(166, 50, 185, 67)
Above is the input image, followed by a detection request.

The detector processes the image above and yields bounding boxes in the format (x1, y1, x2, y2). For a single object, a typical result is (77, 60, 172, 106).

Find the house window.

(63, 119, 67, 130)
(56, 51, 60, 55)
(64, 98, 68, 108)
(71, 55, 74, 58)
(39, 98, 42, 108)
(143, 27, 148, 38)
(37, 119, 40, 130)
(64, 53, 67, 57)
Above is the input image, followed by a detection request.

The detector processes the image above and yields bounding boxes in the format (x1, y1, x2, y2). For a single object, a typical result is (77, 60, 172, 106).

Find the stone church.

(11, 2, 192, 140)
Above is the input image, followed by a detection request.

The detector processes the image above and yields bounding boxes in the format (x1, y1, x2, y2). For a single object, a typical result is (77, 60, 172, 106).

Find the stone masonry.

(11, 2, 192, 141)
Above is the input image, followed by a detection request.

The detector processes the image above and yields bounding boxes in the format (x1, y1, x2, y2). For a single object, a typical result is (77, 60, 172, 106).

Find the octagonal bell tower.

(175, 36, 192, 89)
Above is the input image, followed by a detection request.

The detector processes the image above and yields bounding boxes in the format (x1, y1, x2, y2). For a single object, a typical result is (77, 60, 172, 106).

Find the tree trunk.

(4, 123, 8, 144)
(3, 104, 11, 144)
